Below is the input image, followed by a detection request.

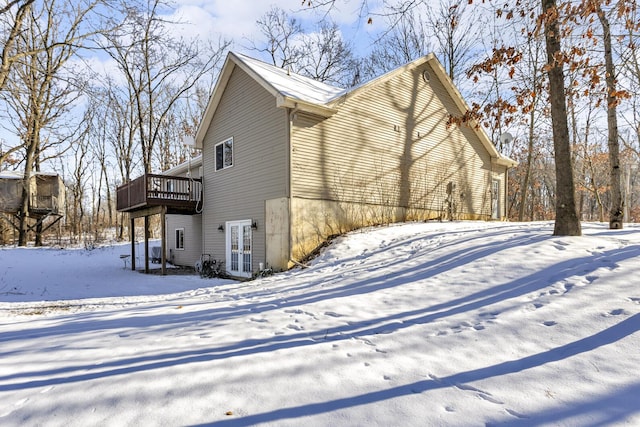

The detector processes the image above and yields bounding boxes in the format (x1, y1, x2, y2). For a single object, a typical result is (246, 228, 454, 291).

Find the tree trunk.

(35, 222, 43, 246)
(542, 0, 581, 236)
(0, 1, 34, 91)
(106, 179, 113, 228)
(594, 2, 624, 229)
(118, 212, 125, 240)
(34, 149, 43, 246)
(18, 121, 40, 246)
(17, 178, 30, 246)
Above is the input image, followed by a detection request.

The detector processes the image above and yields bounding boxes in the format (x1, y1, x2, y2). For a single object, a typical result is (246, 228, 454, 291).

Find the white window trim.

(175, 228, 185, 250)
(215, 137, 234, 171)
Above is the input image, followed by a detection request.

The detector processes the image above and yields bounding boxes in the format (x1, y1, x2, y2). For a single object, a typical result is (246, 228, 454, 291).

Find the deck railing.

(116, 174, 202, 212)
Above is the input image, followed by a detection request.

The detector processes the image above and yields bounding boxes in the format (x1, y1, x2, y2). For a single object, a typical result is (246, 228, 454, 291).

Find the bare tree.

(83, 86, 117, 237)
(251, 7, 359, 87)
(92, 103, 113, 232)
(583, 1, 625, 228)
(102, 0, 229, 174)
(297, 20, 359, 87)
(361, 0, 478, 87)
(494, 23, 547, 221)
(1, 0, 107, 245)
(101, 78, 140, 185)
(0, 0, 35, 91)
(153, 108, 181, 172)
(618, 1, 640, 162)
(426, 0, 480, 85)
(362, 12, 431, 79)
(68, 115, 92, 242)
(92, 78, 140, 239)
(516, 29, 548, 222)
(250, 6, 304, 70)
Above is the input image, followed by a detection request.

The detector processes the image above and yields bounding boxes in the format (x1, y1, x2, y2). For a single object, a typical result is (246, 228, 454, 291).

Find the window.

(215, 138, 233, 171)
(242, 224, 252, 273)
(175, 228, 184, 250)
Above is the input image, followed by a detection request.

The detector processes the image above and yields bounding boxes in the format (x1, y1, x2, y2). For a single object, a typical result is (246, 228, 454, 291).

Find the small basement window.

(175, 228, 184, 250)
(215, 138, 233, 171)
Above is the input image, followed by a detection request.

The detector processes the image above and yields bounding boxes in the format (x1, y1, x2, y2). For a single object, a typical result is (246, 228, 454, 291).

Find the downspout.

(504, 166, 509, 220)
(194, 146, 205, 265)
(287, 106, 299, 267)
(287, 107, 296, 199)
(199, 171, 205, 264)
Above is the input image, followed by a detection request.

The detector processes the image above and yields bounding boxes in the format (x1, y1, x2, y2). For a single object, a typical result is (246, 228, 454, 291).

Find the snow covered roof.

(233, 53, 346, 106)
(0, 170, 61, 179)
(0, 170, 23, 179)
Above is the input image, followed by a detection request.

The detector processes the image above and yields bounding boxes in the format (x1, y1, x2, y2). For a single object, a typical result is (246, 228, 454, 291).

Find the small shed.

(0, 171, 66, 215)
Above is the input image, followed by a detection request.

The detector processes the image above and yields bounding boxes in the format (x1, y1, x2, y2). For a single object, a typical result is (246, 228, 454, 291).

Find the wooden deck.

(116, 174, 202, 214)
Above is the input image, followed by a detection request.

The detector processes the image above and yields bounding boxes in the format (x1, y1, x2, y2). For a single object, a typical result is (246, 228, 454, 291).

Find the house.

(118, 52, 516, 278)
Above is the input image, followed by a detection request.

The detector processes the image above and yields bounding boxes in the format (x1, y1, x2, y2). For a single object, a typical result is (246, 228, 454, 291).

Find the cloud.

(164, 1, 378, 55)
(168, 1, 301, 43)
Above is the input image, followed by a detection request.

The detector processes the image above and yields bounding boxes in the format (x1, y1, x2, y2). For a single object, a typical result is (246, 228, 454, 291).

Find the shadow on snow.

(200, 313, 640, 426)
(0, 241, 637, 397)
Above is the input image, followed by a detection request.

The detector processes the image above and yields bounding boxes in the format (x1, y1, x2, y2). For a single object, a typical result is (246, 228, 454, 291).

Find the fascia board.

(194, 57, 236, 149)
(276, 95, 337, 117)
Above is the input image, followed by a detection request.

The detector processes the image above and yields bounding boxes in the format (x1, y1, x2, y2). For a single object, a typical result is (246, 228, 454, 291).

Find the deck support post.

(130, 216, 136, 271)
(161, 205, 167, 275)
(144, 215, 150, 273)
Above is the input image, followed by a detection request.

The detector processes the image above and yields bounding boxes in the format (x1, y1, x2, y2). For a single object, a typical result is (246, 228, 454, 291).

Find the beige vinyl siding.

(291, 62, 493, 221)
(166, 214, 202, 267)
(201, 65, 289, 271)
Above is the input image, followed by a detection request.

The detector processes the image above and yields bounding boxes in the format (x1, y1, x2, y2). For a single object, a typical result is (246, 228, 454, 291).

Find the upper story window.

(215, 138, 233, 171)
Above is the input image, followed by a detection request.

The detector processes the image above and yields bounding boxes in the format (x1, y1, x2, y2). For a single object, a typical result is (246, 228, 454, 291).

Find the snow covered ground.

(0, 221, 639, 426)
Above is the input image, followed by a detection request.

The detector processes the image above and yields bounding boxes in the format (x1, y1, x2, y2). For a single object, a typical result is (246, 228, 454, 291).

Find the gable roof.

(195, 52, 343, 148)
(195, 52, 516, 168)
(234, 53, 345, 106)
